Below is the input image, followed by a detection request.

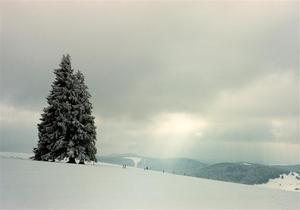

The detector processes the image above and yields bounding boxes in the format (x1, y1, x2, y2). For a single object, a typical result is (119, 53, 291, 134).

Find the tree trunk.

(67, 157, 76, 164)
(79, 160, 85, 165)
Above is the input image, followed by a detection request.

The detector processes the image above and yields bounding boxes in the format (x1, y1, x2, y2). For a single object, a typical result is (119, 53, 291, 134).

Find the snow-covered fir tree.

(67, 70, 97, 164)
(33, 55, 97, 164)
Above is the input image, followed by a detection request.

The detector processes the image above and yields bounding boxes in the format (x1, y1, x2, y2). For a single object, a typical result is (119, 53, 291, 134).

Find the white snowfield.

(242, 162, 252, 166)
(124, 157, 142, 168)
(1, 156, 299, 210)
(258, 172, 300, 191)
(0, 152, 32, 160)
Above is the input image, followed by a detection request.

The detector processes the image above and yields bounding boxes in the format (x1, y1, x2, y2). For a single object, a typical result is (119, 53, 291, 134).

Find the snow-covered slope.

(0, 155, 299, 209)
(0, 151, 32, 160)
(257, 172, 300, 192)
(124, 157, 142, 168)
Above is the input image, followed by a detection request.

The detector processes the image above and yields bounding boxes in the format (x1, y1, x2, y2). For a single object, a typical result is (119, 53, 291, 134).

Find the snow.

(124, 156, 142, 168)
(1, 154, 299, 209)
(0, 151, 32, 160)
(257, 172, 300, 192)
(242, 162, 252, 166)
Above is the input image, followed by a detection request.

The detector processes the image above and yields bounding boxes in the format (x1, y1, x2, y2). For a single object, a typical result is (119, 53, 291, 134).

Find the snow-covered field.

(0, 154, 299, 209)
(124, 157, 142, 168)
(0, 152, 32, 160)
(258, 172, 300, 191)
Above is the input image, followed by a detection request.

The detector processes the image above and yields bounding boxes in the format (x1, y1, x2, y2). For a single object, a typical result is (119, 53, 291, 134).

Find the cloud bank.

(0, 1, 298, 164)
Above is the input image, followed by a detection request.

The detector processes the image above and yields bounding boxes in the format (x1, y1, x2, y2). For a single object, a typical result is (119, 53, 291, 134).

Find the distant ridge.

(97, 154, 298, 186)
(272, 164, 300, 172)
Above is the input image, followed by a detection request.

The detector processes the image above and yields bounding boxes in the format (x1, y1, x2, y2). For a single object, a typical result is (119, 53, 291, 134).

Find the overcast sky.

(0, 1, 299, 164)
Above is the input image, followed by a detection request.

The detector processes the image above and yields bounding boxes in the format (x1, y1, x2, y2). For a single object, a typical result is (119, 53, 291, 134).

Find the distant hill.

(97, 154, 207, 175)
(138, 157, 207, 175)
(97, 154, 296, 185)
(272, 164, 300, 172)
(194, 162, 289, 185)
(97, 154, 140, 167)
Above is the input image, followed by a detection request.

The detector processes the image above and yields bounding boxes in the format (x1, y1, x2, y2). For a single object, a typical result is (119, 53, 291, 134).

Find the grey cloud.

(1, 1, 298, 117)
(0, 125, 37, 153)
(201, 121, 273, 143)
(0, 1, 298, 163)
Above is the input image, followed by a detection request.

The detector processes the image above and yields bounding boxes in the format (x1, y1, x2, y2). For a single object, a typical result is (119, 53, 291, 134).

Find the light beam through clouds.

(0, 1, 298, 164)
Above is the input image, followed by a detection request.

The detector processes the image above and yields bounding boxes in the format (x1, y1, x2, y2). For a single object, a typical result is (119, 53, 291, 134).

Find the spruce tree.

(70, 71, 97, 164)
(33, 55, 97, 164)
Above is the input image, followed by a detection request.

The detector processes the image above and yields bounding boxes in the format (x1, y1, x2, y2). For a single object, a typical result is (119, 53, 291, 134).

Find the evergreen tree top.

(55, 54, 73, 76)
(59, 54, 71, 68)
